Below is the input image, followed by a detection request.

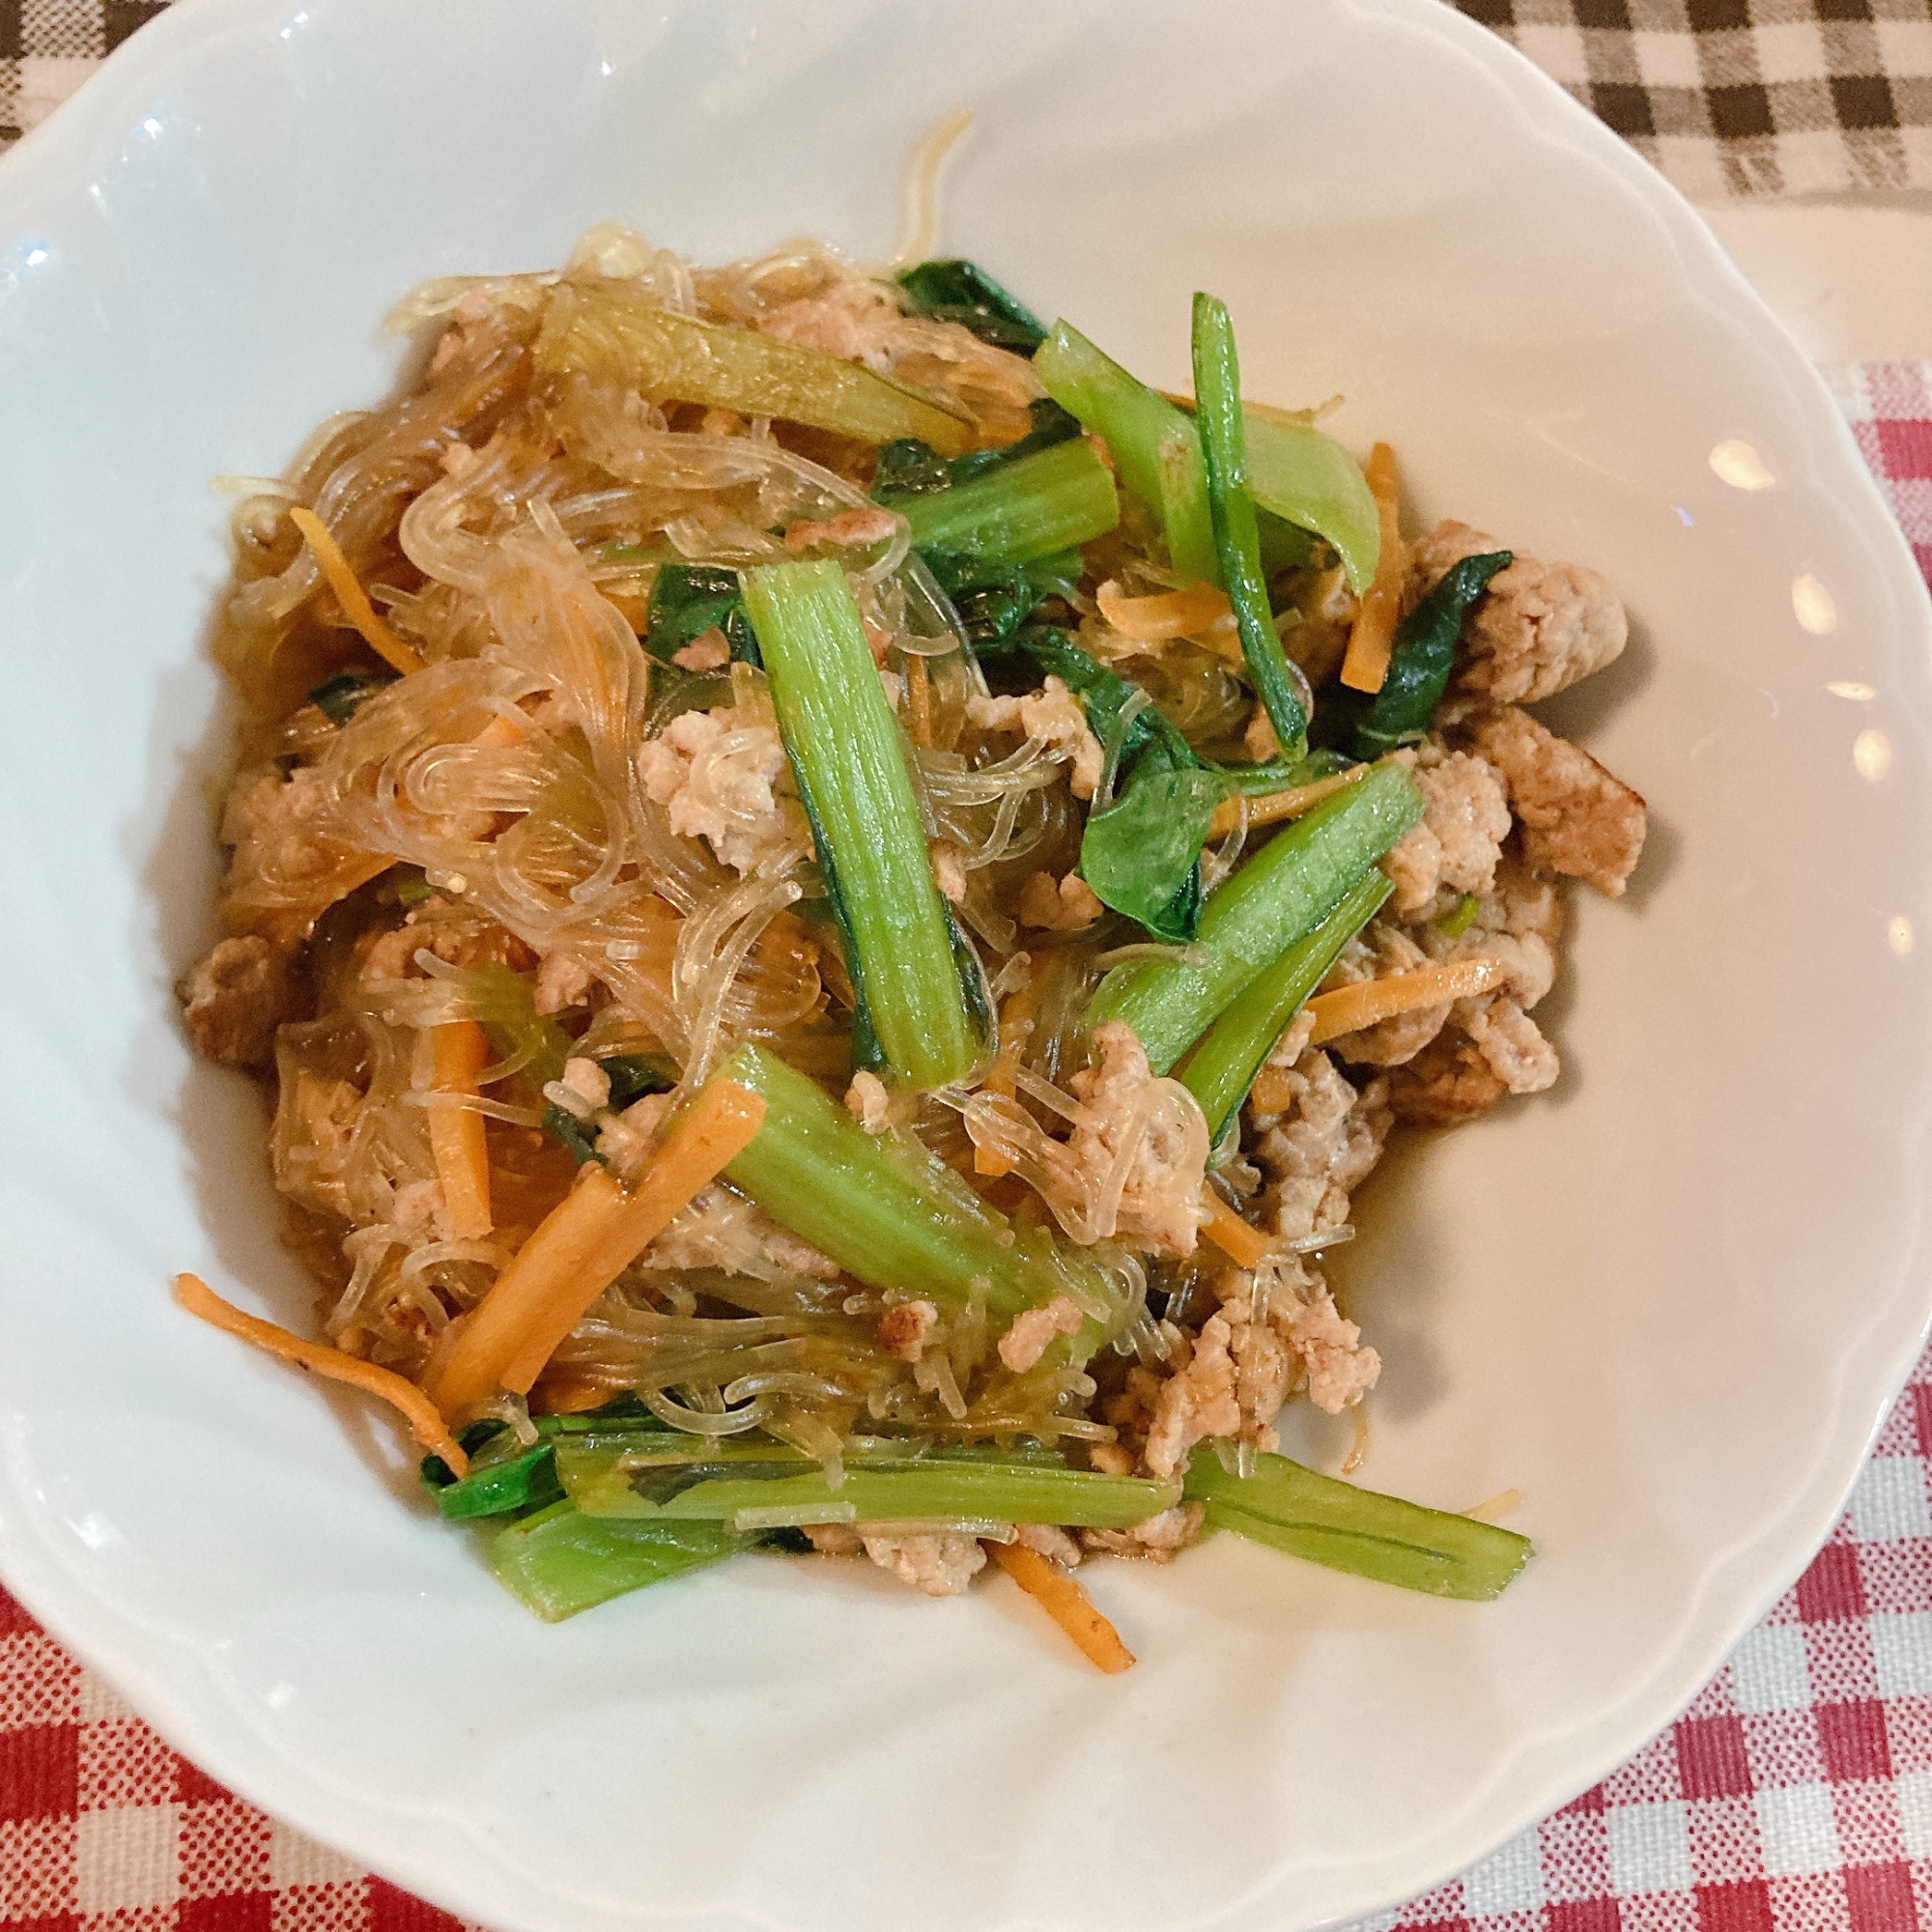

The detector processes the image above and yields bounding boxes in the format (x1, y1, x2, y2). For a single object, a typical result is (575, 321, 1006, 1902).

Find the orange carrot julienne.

(173, 1272, 469, 1476)
(1095, 578, 1233, 642)
(471, 710, 526, 749)
(976, 978, 1040, 1179)
(427, 1021, 493, 1242)
(1339, 443, 1406, 695)
(287, 505, 424, 676)
(1197, 1186, 1273, 1270)
(985, 1539, 1135, 1673)
(1304, 957, 1504, 1045)
(530, 1378, 621, 1416)
(904, 651, 934, 749)
(1249, 1065, 1299, 1116)
(431, 1079, 767, 1414)
(1206, 763, 1369, 841)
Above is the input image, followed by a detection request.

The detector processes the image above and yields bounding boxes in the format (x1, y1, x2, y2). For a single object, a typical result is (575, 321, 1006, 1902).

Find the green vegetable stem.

(894, 437, 1120, 566)
(1089, 761, 1423, 1072)
(554, 1434, 1177, 1526)
(1179, 867, 1393, 1143)
(1191, 292, 1307, 759)
(719, 1040, 1125, 1338)
(490, 1501, 737, 1621)
(1035, 320, 1220, 584)
(1184, 1449, 1532, 1601)
(740, 559, 985, 1092)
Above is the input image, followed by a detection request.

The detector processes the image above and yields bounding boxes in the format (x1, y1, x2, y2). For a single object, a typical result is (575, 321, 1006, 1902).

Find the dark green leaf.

(600, 1053, 679, 1109)
(646, 562, 744, 665)
(895, 259, 1048, 353)
(1081, 767, 1224, 943)
(1354, 551, 1513, 757)
(874, 401, 1083, 507)
(872, 439, 952, 498)
(432, 1441, 562, 1520)
(308, 670, 390, 726)
(543, 1101, 605, 1168)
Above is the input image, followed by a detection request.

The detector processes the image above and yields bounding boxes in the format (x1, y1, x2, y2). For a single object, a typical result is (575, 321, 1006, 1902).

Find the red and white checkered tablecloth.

(2, 374, 1931, 1932)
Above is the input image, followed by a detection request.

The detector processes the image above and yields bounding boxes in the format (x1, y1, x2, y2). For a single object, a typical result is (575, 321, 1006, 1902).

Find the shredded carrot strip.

(173, 1272, 469, 1476)
(1461, 1487, 1524, 1521)
(1198, 1186, 1273, 1269)
(287, 505, 424, 675)
(1338, 443, 1406, 695)
(432, 1080, 768, 1413)
(427, 1021, 493, 1242)
(984, 1540, 1135, 1673)
(1207, 763, 1369, 841)
(976, 978, 1040, 1178)
(1094, 578, 1234, 642)
(471, 710, 526, 749)
(531, 1379, 619, 1416)
(905, 651, 934, 749)
(1248, 1065, 1299, 1115)
(1304, 957, 1504, 1044)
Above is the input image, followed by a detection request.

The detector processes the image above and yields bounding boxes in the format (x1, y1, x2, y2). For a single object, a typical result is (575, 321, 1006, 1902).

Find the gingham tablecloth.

(0, 369, 1925, 1932)
(6, 0, 1932, 1919)
(3, 0, 1931, 194)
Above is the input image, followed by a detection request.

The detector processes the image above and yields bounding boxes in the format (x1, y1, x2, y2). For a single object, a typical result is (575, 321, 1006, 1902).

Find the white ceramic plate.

(4, 2, 1930, 1927)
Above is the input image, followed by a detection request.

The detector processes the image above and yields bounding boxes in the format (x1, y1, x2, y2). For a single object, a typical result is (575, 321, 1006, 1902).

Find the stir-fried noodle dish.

(175, 220, 1646, 1662)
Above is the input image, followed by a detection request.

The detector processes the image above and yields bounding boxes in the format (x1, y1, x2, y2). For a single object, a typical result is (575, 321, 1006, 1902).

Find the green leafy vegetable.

(490, 1501, 738, 1621)
(895, 437, 1120, 566)
(1041, 321, 1383, 596)
(720, 1040, 1123, 1336)
(426, 1432, 562, 1521)
(1243, 414, 1382, 595)
(895, 258, 1048, 352)
(599, 1053, 679, 1109)
(307, 670, 390, 726)
(741, 559, 986, 1090)
(644, 562, 759, 667)
(535, 282, 976, 455)
(1184, 1449, 1533, 1601)
(1035, 320, 1220, 584)
(1192, 293, 1307, 759)
(1081, 767, 1229, 944)
(1354, 550, 1512, 758)
(469, 963, 576, 1091)
(1089, 761, 1425, 1071)
(919, 546, 1084, 649)
(1179, 867, 1392, 1142)
(877, 398, 1082, 495)
(1435, 892, 1482, 939)
(979, 625, 1232, 942)
(555, 1435, 1176, 1525)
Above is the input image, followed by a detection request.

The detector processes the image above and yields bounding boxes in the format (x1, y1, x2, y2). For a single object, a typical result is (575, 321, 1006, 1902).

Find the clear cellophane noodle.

(214, 226, 1224, 1471)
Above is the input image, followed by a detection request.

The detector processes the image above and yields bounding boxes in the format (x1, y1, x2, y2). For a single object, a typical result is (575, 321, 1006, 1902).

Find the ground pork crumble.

(637, 704, 806, 874)
(967, 675, 1106, 800)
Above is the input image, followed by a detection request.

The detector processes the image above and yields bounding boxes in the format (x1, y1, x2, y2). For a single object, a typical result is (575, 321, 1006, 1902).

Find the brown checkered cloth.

(3, 0, 1930, 194)
(1457, 0, 1932, 192)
